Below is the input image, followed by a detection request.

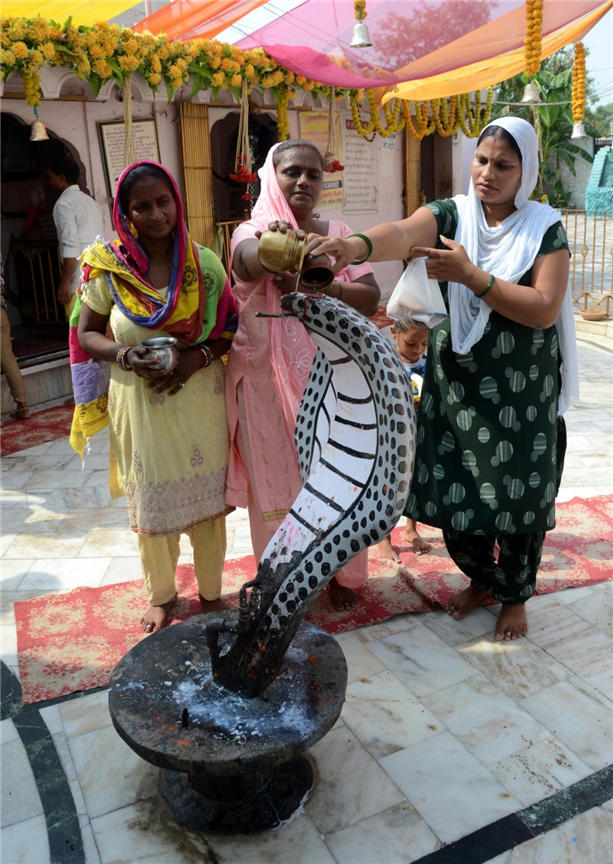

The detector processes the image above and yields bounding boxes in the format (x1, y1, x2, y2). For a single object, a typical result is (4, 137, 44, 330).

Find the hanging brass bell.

(350, 21, 373, 48)
(520, 82, 541, 104)
(30, 118, 49, 141)
(570, 122, 587, 140)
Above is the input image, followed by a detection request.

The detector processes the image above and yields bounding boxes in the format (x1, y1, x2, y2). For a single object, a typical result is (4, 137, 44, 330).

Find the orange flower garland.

(349, 89, 492, 142)
(525, 0, 544, 78)
(430, 95, 459, 138)
(571, 41, 586, 124)
(354, 1, 367, 21)
(2, 14, 491, 142)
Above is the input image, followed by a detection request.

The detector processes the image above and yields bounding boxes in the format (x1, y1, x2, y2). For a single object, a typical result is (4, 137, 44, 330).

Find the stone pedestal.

(109, 613, 347, 834)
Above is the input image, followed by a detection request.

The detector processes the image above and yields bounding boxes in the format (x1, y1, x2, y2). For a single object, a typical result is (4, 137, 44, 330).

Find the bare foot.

(10, 403, 31, 421)
(495, 604, 528, 641)
(199, 595, 230, 614)
(403, 527, 431, 555)
(374, 535, 401, 563)
(445, 585, 491, 620)
(140, 595, 177, 633)
(327, 576, 359, 612)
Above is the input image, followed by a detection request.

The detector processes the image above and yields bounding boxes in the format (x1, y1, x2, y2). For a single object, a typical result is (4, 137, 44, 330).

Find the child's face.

(392, 326, 429, 365)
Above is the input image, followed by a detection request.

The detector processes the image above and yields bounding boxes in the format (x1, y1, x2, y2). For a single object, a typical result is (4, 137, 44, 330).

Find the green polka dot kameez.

(405, 199, 570, 604)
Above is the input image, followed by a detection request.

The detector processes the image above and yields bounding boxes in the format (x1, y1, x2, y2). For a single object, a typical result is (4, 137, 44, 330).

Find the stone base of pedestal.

(161, 755, 314, 834)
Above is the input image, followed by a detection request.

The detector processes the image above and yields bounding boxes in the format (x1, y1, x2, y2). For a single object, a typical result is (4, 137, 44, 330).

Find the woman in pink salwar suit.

(225, 140, 380, 610)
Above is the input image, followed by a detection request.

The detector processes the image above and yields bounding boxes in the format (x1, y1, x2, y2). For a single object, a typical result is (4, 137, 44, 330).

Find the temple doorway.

(1, 112, 89, 367)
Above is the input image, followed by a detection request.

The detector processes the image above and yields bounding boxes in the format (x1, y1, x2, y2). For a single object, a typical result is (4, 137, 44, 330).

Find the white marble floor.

(1, 326, 612, 864)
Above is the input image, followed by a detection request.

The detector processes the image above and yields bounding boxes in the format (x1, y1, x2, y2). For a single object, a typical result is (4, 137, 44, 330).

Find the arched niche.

(210, 109, 278, 222)
(1, 111, 91, 219)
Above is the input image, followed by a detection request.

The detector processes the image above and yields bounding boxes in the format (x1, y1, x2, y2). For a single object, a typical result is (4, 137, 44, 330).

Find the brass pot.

(258, 229, 306, 274)
(299, 253, 334, 292)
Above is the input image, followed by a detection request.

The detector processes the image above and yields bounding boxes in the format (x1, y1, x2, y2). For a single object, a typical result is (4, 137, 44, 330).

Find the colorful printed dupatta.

(69, 160, 236, 456)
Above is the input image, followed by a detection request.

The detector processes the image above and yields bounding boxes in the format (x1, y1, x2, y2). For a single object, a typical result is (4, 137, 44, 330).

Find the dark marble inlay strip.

(518, 763, 613, 835)
(1, 661, 86, 864)
(411, 764, 613, 864)
(411, 814, 532, 864)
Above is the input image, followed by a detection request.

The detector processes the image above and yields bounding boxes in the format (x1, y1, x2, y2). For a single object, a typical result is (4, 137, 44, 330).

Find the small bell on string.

(520, 81, 541, 104)
(29, 107, 49, 141)
(30, 118, 49, 141)
(350, 21, 373, 48)
(570, 122, 587, 140)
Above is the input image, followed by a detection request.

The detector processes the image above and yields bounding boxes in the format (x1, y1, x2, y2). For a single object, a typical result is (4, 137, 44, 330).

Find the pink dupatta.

(230, 144, 373, 438)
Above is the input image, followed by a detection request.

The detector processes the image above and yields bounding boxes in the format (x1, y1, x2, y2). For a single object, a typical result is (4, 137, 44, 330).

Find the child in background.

(375, 317, 431, 562)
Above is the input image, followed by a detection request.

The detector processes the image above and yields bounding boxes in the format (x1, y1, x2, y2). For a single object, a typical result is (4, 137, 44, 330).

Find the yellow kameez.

(81, 273, 231, 604)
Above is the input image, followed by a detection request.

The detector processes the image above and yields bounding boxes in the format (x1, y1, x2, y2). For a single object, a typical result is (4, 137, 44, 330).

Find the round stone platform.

(109, 613, 347, 834)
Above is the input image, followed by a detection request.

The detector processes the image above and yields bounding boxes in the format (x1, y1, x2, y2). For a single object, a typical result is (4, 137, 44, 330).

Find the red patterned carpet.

(1, 403, 75, 456)
(14, 495, 613, 705)
(369, 304, 394, 330)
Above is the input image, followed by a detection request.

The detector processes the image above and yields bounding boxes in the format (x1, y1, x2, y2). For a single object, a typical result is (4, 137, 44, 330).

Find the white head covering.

(449, 116, 579, 413)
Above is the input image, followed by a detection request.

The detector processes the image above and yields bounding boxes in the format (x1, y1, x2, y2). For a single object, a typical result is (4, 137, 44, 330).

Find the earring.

(128, 220, 138, 239)
(313, 212, 320, 219)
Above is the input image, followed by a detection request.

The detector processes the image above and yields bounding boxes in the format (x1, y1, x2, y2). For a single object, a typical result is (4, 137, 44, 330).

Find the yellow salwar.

(81, 273, 232, 605)
(138, 519, 226, 605)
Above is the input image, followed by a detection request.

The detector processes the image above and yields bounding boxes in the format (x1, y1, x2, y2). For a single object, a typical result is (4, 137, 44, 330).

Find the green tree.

(493, 48, 600, 206)
(590, 102, 613, 136)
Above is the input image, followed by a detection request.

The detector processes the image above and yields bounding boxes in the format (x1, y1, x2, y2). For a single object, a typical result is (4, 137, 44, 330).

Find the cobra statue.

(207, 292, 417, 697)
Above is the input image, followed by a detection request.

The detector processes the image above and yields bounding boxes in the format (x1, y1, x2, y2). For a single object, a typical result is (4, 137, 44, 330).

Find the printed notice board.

(99, 119, 160, 195)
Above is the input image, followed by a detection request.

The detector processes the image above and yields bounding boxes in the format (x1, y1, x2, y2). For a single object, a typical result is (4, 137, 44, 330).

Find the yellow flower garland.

(277, 88, 290, 141)
(349, 89, 492, 141)
(430, 95, 459, 138)
(354, 1, 367, 21)
(0, 13, 492, 142)
(0, 14, 332, 109)
(571, 41, 586, 124)
(525, 0, 544, 78)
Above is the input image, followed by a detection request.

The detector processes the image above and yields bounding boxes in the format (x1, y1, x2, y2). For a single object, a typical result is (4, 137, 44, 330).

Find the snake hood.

(210, 293, 417, 696)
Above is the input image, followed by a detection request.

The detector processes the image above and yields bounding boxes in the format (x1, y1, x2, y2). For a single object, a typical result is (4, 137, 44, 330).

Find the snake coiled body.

(211, 294, 416, 696)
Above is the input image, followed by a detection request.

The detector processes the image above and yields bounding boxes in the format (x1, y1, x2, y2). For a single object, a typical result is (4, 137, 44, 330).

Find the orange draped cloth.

(132, 0, 269, 40)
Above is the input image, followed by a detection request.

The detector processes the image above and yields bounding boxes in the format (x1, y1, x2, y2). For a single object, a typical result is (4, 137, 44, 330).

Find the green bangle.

(477, 274, 495, 298)
(336, 283, 343, 301)
(348, 233, 373, 265)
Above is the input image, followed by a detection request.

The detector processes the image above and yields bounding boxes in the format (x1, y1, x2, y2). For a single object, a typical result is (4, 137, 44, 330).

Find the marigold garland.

(1, 14, 492, 143)
(276, 88, 290, 141)
(349, 88, 492, 141)
(354, 1, 368, 21)
(571, 41, 586, 124)
(430, 95, 459, 138)
(0, 14, 331, 110)
(525, 0, 544, 78)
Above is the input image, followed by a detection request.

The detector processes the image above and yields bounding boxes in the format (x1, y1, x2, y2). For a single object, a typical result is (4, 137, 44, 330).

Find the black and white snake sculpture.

(207, 292, 416, 697)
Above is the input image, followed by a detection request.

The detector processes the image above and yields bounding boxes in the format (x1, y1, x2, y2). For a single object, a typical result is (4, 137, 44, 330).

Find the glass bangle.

(477, 275, 495, 298)
(348, 233, 373, 265)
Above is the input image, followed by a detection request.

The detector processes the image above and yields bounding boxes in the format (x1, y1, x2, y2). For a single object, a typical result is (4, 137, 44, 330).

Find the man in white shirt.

(46, 155, 104, 318)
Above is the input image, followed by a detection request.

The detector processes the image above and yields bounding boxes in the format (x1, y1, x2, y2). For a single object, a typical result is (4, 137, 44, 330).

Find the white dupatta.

(448, 117, 579, 413)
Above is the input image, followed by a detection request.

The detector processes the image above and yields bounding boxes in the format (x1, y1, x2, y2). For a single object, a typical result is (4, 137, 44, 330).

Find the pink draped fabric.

(225, 144, 372, 587)
(235, 0, 607, 90)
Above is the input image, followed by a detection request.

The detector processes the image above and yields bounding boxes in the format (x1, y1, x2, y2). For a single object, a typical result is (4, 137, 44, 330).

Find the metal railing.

(10, 239, 65, 324)
(216, 213, 613, 319)
(558, 210, 612, 316)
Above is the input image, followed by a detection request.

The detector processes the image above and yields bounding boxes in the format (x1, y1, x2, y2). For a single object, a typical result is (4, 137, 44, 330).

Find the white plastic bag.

(386, 257, 447, 328)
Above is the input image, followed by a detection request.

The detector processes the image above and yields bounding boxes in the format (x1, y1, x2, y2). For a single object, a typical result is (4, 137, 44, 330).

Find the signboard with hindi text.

(98, 119, 160, 196)
(299, 111, 344, 209)
(340, 113, 378, 213)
